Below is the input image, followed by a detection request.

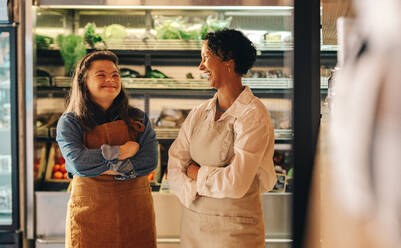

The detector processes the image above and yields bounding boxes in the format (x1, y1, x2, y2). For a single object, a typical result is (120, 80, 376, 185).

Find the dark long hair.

(65, 50, 143, 134)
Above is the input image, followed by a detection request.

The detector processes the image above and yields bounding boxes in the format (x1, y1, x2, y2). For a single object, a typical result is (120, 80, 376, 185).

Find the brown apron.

(180, 113, 265, 248)
(65, 120, 156, 248)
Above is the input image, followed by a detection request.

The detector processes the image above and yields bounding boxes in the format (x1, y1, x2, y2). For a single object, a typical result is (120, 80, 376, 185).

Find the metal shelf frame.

(36, 48, 336, 67)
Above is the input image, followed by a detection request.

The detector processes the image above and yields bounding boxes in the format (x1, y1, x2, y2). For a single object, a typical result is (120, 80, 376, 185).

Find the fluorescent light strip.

(38, 5, 293, 10)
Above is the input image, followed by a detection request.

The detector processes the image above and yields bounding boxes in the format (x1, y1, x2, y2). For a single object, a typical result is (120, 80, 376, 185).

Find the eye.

(96, 73, 105, 78)
(112, 74, 120, 78)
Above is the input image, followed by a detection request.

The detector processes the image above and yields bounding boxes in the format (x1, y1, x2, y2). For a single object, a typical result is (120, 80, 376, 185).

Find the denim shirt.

(56, 111, 158, 180)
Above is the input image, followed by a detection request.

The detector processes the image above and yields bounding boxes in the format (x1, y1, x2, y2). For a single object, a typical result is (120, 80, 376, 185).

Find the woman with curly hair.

(56, 51, 157, 247)
(168, 29, 277, 247)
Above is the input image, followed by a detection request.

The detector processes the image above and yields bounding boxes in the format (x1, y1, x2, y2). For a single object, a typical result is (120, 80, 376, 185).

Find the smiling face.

(86, 59, 121, 110)
(199, 41, 229, 89)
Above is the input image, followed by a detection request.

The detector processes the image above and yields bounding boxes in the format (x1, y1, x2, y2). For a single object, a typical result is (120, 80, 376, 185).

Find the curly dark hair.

(65, 50, 143, 133)
(202, 29, 256, 75)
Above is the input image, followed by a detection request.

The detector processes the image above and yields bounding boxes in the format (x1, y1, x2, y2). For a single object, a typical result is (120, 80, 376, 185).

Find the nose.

(105, 74, 114, 82)
(199, 60, 205, 71)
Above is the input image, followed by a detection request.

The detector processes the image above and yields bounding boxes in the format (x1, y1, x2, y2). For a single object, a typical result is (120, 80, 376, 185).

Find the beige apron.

(65, 120, 156, 248)
(180, 111, 265, 248)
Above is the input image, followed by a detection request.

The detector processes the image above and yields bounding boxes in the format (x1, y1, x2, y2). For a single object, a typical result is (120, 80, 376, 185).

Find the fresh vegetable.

(56, 34, 87, 75)
(84, 23, 105, 48)
(186, 73, 194, 79)
(120, 68, 141, 78)
(287, 168, 294, 178)
(36, 35, 54, 49)
(201, 16, 232, 38)
(145, 65, 168, 79)
(102, 24, 127, 40)
(155, 17, 183, 40)
(155, 15, 231, 40)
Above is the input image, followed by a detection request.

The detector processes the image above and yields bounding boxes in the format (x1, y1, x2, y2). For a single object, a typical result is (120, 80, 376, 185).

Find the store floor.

(35, 191, 292, 248)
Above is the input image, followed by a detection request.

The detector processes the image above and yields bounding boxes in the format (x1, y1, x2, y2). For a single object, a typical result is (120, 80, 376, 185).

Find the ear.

(225, 59, 235, 70)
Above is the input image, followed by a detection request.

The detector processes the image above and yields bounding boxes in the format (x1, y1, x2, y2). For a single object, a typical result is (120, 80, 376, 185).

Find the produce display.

(271, 150, 293, 192)
(145, 65, 168, 79)
(273, 150, 291, 174)
(102, 24, 127, 40)
(34, 143, 47, 180)
(45, 143, 69, 181)
(84, 23, 105, 49)
(245, 69, 291, 79)
(36, 35, 54, 49)
(154, 15, 231, 40)
(56, 34, 87, 75)
(52, 156, 67, 180)
(120, 68, 141, 78)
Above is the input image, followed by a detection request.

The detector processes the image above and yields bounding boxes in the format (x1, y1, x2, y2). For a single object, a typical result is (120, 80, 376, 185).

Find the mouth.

(101, 85, 118, 89)
(202, 71, 212, 81)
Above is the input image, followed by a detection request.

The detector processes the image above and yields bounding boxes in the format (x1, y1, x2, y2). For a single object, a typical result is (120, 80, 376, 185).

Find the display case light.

(38, 5, 292, 11)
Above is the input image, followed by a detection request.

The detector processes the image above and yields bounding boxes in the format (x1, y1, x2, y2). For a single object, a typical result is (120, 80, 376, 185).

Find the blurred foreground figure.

(314, 0, 401, 247)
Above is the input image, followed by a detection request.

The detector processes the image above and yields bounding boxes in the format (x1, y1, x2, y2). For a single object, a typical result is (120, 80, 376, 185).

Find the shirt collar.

(206, 86, 254, 118)
(92, 104, 121, 125)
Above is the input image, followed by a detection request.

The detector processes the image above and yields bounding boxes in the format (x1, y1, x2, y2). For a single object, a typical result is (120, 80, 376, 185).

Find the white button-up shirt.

(168, 86, 277, 208)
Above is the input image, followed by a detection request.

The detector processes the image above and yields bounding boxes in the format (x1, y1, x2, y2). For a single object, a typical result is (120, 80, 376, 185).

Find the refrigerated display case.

(0, 24, 21, 247)
(22, 1, 332, 248)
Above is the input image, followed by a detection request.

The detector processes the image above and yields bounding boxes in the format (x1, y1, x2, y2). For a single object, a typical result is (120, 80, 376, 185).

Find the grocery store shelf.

(36, 80, 295, 99)
(36, 77, 328, 99)
(39, 76, 330, 90)
(264, 192, 292, 196)
(42, 40, 338, 52)
(37, 47, 336, 66)
(45, 39, 294, 52)
(35, 86, 291, 99)
(274, 143, 292, 150)
(36, 127, 293, 142)
(321, 44, 338, 51)
(0, 209, 12, 214)
(321, 77, 329, 89)
(155, 128, 293, 140)
(123, 78, 294, 89)
(274, 129, 293, 140)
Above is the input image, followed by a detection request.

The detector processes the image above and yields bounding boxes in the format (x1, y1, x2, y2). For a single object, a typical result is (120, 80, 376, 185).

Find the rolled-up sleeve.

(124, 113, 158, 178)
(168, 110, 198, 208)
(56, 113, 111, 177)
(196, 109, 277, 198)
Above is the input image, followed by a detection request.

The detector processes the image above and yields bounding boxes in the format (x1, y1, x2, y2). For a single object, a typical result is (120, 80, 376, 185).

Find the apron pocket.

(185, 207, 256, 225)
(182, 207, 261, 247)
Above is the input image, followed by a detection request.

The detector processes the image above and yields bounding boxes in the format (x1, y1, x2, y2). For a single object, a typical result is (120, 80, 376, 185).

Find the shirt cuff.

(101, 144, 120, 161)
(182, 180, 198, 208)
(110, 159, 136, 177)
(196, 166, 211, 196)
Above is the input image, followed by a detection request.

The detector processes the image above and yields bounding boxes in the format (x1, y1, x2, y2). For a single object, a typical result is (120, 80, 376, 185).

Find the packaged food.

(155, 108, 190, 128)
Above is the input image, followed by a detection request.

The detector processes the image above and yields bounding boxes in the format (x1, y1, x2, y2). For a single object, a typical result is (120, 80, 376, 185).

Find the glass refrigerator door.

(0, 26, 18, 231)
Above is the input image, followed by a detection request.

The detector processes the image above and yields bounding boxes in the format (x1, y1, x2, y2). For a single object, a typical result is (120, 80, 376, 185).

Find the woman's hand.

(119, 141, 140, 160)
(186, 162, 200, 181)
